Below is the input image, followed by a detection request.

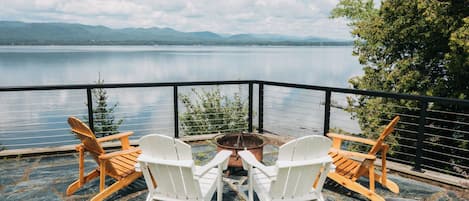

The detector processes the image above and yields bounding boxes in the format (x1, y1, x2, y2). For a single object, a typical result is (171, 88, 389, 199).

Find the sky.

(0, 0, 353, 39)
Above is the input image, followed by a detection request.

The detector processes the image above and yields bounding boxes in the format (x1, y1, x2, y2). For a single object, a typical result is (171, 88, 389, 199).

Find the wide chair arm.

(97, 131, 134, 150)
(327, 132, 377, 149)
(276, 156, 332, 168)
(329, 148, 376, 160)
(99, 147, 141, 160)
(238, 150, 276, 179)
(194, 150, 232, 178)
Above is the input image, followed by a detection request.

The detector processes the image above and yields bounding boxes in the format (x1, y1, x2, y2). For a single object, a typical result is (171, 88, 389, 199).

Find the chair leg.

(361, 169, 399, 194)
(328, 172, 385, 201)
(374, 172, 399, 193)
(217, 165, 223, 201)
(99, 163, 106, 192)
(66, 169, 100, 196)
(369, 164, 375, 192)
(248, 166, 254, 201)
(90, 172, 142, 201)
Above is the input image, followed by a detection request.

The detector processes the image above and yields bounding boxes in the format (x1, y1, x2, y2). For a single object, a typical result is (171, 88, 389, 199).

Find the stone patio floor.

(0, 143, 467, 201)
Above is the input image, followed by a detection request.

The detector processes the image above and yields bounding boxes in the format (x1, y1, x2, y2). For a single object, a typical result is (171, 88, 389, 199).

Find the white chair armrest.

(138, 154, 194, 167)
(194, 150, 231, 177)
(276, 156, 332, 168)
(238, 150, 276, 178)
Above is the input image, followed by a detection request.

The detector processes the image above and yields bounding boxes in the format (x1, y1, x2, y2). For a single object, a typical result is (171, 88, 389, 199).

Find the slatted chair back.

(354, 116, 400, 180)
(139, 134, 203, 200)
(368, 116, 400, 155)
(270, 135, 332, 200)
(68, 116, 104, 162)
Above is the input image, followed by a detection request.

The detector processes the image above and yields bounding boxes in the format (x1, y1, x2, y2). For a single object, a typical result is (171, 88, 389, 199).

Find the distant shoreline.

(0, 42, 353, 46)
(1, 21, 353, 46)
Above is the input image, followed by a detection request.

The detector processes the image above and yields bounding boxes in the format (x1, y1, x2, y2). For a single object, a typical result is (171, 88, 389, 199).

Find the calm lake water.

(0, 45, 362, 86)
(0, 46, 362, 149)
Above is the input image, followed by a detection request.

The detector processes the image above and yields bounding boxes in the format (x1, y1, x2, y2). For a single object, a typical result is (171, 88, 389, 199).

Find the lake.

(0, 46, 363, 149)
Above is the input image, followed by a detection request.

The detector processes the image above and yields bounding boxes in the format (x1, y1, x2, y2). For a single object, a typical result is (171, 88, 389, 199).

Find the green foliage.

(179, 88, 249, 136)
(332, 0, 468, 97)
(331, 0, 469, 175)
(90, 77, 123, 137)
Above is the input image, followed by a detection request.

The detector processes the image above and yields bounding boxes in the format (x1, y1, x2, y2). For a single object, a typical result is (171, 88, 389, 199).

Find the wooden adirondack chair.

(136, 134, 232, 201)
(66, 116, 142, 201)
(239, 135, 333, 201)
(327, 116, 400, 201)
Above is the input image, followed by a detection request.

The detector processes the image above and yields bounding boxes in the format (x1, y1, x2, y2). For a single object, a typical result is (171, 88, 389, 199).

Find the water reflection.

(0, 46, 362, 149)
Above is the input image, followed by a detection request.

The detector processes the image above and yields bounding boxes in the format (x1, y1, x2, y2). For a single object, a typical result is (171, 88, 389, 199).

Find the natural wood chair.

(239, 135, 333, 201)
(327, 116, 400, 201)
(66, 116, 142, 201)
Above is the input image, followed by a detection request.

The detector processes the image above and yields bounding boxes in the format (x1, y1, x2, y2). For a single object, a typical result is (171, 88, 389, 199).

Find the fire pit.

(214, 132, 266, 168)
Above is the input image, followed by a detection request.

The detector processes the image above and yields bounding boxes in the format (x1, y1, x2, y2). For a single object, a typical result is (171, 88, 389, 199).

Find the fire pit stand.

(214, 132, 266, 171)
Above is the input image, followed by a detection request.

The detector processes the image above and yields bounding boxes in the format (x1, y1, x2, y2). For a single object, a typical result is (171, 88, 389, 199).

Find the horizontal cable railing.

(1, 80, 469, 179)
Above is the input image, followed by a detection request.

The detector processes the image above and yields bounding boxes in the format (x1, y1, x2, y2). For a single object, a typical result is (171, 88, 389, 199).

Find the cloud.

(0, 0, 351, 39)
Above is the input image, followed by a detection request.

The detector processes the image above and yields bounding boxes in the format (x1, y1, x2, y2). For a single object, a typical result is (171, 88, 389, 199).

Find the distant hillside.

(0, 21, 352, 46)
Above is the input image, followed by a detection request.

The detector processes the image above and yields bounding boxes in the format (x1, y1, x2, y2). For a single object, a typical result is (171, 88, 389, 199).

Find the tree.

(331, 0, 468, 174)
(179, 88, 249, 135)
(89, 77, 123, 137)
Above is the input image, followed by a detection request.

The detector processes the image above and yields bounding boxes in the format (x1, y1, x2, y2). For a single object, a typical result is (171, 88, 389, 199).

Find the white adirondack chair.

(136, 134, 231, 201)
(239, 135, 332, 201)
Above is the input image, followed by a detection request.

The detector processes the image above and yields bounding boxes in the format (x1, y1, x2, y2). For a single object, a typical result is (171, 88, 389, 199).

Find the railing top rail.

(1, 79, 468, 106)
(260, 81, 469, 106)
(0, 80, 257, 91)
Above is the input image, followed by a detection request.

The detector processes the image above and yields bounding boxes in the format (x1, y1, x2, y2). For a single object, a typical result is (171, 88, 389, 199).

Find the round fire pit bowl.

(214, 133, 266, 168)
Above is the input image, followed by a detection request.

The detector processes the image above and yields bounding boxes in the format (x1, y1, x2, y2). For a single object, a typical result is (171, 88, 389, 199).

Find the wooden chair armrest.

(329, 148, 376, 160)
(97, 131, 133, 142)
(239, 150, 277, 178)
(194, 150, 231, 178)
(327, 133, 377, 146)
(99, 147, 141, 160)
(97, 131, 133, 149)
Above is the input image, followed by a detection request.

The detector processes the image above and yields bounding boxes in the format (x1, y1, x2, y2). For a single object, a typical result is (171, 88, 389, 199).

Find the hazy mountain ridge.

(0, 21, 352, 45)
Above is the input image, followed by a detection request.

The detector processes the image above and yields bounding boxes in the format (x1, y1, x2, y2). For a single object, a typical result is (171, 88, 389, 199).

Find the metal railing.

(1, 80, 468, 178)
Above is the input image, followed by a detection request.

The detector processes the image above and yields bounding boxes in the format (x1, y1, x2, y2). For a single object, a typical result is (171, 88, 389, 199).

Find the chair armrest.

(276, 156, 332, 168)
(238, 150, 276, 178)
(194, 150, 231, 177)
(138, 155, 194, 167)
(329, 148, 376, 160)
(99, 147, 141, 160)
(97, 131, 133, 150)
(327, 133, 377, 146)
(97, 131, 133, 143)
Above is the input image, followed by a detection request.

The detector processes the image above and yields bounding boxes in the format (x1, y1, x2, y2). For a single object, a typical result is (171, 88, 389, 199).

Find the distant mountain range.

(0, 21, 352, 46)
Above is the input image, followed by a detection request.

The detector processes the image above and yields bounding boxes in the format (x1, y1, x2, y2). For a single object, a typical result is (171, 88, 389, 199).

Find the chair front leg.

(100, 161, 107, 191)
(217, 164, 223, 201)
(248, 165, 254, 201)
(78, 146, 85, 185)
(369, 163, 375, 192)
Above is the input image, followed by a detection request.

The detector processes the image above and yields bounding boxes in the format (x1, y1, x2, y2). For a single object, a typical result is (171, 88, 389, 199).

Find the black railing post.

(248, 83, 253, 132)
(413, 101, 428, 172)
(173, 86, 179, 138)
(323, 90, 331, 135)
(86, 88, 94, 133)
(258, 83, 264, 133)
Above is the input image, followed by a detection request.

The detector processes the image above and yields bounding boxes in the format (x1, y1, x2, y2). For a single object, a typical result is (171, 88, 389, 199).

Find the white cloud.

(0, 0, 351, 39)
